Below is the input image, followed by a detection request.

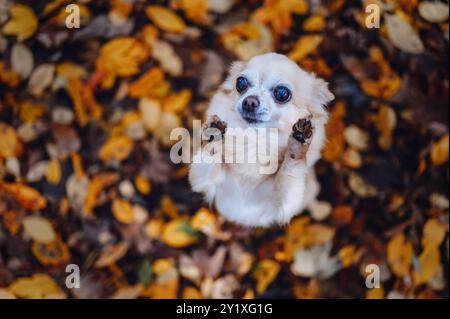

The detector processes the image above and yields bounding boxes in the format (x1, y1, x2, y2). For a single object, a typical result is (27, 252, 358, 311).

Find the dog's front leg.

(189, 115, 227, 203)
(271, 117, 314, 224)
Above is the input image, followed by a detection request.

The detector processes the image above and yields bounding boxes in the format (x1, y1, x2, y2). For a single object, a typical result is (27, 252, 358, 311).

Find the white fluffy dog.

(189, 53, 334, 227)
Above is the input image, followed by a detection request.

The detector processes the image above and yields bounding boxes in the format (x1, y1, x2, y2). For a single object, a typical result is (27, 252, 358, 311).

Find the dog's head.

(218, 53, 334, 130)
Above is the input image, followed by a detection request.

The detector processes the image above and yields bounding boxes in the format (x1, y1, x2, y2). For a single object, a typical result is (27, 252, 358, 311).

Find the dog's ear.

(221, 61, 245, 93)
(308, 77, 334, 118)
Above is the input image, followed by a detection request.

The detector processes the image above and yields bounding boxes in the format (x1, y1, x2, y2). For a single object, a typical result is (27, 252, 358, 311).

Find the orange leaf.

(0, 182, 46, 210)
(430, 134, 449, 166)
(99, 135, 133, 162)
(0, 123, 23, 159)
(145, 5, 186, 33)
(387, 233, 413, 277)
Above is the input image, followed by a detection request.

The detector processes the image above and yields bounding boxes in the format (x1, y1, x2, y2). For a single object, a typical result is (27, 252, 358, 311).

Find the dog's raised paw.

(292, 117, 314, 144)
(209, 115, 227, 136)
(203, 115, 227, 143)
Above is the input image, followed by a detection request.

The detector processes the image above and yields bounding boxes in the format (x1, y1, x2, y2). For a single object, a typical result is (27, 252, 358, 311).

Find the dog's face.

(219, 53, 334, 131)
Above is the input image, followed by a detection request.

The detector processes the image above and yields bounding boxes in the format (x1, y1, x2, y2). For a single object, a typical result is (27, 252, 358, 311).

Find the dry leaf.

(374, 104, 397, 150)
(2, 4, 38, 41)
(145, 5, 186, 33)
(0, 182, 47, 210)
(45, 158, 62, 185)
(151, 40, 183, 77)
(32, 239, 70, 266)
(385, 14, 424, 54)
(413, 245, 440, 286)
(161, 218, 199, 248)
(8, 274, 66, 299)
(99, 135, 133, 162)
(253, 0, 309, 35)
(422, 218, 448, 249)
(348, 173, 378, 198)
(344, 125, 369, 151)
(291, 242, 341, 279)
(163, 89, 192, 113)
(0, 122, 23, 158)
(430, 134, 449, 166)
(309, 200, 332, 221)
(221, 21, 274, 60)
(128, 67, 170, 99)
(96, 37, 149, 89)
(252, 259, 280, 293)
(323, 101, 345, 162)
(11, 43, 33, 78)
(288, 35, 323, 62)
(27, 64, 55, 97)
(22, 216, 56, 243)
(387, 232, 413, 277)
(95, 242, 129, 268)
(303, 15, 326, 31)
(112, 198, 134, 224)
(418, 1, 449, 23)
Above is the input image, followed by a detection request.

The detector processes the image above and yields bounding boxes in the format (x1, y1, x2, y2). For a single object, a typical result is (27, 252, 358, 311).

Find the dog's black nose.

(242, 96, 260, 113)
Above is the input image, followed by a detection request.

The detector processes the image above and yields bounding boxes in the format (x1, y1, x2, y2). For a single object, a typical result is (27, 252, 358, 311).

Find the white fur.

(189, 53, 334, 227)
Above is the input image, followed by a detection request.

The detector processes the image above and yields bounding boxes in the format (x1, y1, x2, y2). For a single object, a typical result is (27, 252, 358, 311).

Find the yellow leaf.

(145, 5, 186, 33)
(252, 259, 280, 293)
(374, 104, 397, 150)
(96, 37, 149, 89)
(145, 218, 164, 239)
(387, 232, 413, 277)
(172, 0, 208, 24)
(338, 245, 356, 268)
(128, 67, 170, 99)
(139, 98, 162, 132)
(163, 89, 192, 113)
(2, 4, 38, 40)
(288, 35, 323, 62)
(0, 62, 20, 87)
(0, 182, 46, 210)
(182, 286, 203, 299)
(45, 158, 62, 185)
(253, 0, 309, 35)
(161, 218, 199, 248)
(413, 245, 440, 286)
(191, 207, 216, 232)
(161, 195, 179, 218)
(112, 198, 135, 224)
(430, 134, 449, 166)
(84, 173, 118, 215)
(0, 123, 23, 159)
(57, 62, 87, 81)
(9, 274, 66, 299)
(135, 175, 152, 194)
(67, 78, 103, 127)
(99, 135, 133, 162)
(366, 286, 385, 299)
(32, 239, 70, 266)
(422, 218, 448, 248)
(303, 15, 326, 31)
(22, 216, 56, 243)
(322, 101, 346, 162)
(19, 100, 45, 123)
(94, 242, 129, 268)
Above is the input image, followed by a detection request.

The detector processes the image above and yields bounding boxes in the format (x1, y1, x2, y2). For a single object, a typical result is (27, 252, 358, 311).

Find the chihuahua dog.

(189, 53, 334, 227)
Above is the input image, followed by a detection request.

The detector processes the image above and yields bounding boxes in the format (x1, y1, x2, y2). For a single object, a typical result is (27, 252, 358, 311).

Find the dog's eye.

(236, 76, 249, 93)
(273, 86, 291, 103)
